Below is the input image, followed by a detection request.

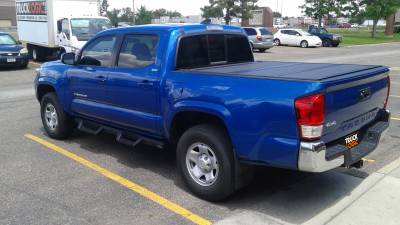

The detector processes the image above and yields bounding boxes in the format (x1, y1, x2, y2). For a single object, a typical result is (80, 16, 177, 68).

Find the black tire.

(40, 92, 74, 140)
(322, 39, 332, 47)
(19, 63, 28, 69)
(177, 124, 235, 201)
(300, 40, 309, 48)
(259, 48, 267, 52)
(332, 43, 340, 47)
(31, 46, 44, 62)
(274, 38, 281, 46)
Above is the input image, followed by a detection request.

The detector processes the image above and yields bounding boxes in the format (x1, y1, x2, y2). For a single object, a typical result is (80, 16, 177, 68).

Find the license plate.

(344, 132, 359, 149)
(7, 58, 16, 63)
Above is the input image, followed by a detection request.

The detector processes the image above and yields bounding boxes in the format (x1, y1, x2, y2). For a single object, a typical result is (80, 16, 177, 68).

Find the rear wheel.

(274, 39, 281, 46)
(40, 92, 74, 140)
(300, 40, 309, 48)
(177, 124, 235, 201)
(259, 48, 267, 52)
(332, 43, 340, 47)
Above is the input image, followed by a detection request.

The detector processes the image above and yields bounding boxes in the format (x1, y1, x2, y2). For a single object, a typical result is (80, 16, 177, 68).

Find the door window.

(62, 19, 70, 39)
(79, 35, 116, 67)
(116, 34, 159, 69)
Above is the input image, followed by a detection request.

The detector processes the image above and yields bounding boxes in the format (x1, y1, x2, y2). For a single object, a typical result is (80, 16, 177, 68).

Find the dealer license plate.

(7, 58, 16, 63)
(344, 132, 359, 149)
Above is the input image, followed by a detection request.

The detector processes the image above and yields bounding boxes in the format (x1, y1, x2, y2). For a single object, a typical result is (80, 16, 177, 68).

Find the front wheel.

(40, 92, 75, 140)
(300, 40, 309, 48)
(322, 39, 332, 47)
(259, 48, 267, 52)
(177, 124, 235, 201)
(273, 39, 281, 46)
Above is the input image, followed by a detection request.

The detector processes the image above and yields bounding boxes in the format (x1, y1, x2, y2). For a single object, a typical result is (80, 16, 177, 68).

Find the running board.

(76, 119, 164, 149)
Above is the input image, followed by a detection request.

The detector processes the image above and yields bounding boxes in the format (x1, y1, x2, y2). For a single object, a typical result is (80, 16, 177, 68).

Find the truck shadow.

(62, 131, 364, 225)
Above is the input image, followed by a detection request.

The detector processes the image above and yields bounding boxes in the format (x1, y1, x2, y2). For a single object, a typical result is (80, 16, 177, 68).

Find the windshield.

(299, 30, 312, 36)
(71, 18, 112, 40)
(320, 28, 329, 34)
(0, 34, 17, 45)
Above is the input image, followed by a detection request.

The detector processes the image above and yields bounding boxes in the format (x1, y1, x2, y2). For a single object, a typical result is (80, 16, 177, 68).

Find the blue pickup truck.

(35, 24, 390, 201)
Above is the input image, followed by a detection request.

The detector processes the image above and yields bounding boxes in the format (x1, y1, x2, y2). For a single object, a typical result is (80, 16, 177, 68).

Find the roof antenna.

(201, 18, 212, 24)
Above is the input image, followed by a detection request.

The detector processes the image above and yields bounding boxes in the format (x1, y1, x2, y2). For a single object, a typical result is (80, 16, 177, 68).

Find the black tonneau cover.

(185, 61, 386, 82)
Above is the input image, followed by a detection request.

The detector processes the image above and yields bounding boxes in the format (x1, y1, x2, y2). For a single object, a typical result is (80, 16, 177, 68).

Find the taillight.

(256, 35, 262, 41)
(295, 94, 325, 141)
(384, 76, 390, 109)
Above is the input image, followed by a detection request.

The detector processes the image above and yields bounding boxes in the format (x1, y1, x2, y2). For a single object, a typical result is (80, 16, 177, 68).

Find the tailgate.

(322, 71, 390, 143)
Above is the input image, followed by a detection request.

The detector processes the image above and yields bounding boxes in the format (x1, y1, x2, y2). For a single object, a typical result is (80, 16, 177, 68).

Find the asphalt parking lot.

(1, 43, 399, 225)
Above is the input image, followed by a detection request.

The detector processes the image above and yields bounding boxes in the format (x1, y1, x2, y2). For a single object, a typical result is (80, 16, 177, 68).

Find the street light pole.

(132, 0, 135, 25)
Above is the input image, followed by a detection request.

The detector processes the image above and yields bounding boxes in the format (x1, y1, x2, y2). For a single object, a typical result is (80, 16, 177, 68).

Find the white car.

(273, 29, 322, 48)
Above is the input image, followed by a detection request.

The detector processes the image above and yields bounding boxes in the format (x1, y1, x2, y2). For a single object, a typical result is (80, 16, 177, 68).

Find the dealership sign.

(16, 0, 48, 22)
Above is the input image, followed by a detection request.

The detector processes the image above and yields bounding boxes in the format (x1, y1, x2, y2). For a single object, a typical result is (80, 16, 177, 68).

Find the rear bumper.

(252, 41, 274, 49)
(298, 109, 390, 172)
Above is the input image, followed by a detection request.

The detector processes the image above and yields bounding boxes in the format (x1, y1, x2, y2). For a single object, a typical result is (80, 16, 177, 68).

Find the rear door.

(103, 33, 161, 133)
(243, 28, 257, 43)
(67, 35, 117, 120)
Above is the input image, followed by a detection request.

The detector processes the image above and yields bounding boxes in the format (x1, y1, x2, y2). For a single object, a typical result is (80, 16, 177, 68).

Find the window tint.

(226, 34, 253, 63)
(244, 28, 257, 36)
(281, 30, 288, 34)
(176, 34, 253, 69)
(259, 28, 272, 35)
(117, 35, 158, 69)
(208, 34, 226, 63)
(80, 35, 116, 67)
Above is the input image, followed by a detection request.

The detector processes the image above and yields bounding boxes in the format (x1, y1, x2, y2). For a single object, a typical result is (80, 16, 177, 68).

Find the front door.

(104, 34, 161, 133)
(67, 35, 117, 120)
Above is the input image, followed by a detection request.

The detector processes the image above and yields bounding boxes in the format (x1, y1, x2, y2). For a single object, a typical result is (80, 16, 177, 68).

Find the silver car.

(243, 27, 274, 52)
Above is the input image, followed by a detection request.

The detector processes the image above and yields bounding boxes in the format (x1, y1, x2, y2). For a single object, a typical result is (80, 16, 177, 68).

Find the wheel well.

(37, 84, 56, 102)
(169, 111, 230, 145)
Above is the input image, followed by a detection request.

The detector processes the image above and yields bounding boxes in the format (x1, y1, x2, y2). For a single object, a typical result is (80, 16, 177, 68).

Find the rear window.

(176, 34, 253, 69)
(259, 28, 272, 35)
(244, 28, 257, 36)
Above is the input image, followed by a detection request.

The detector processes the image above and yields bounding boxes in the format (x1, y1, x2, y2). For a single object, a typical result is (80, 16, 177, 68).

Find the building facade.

(0, 0, 16, 27)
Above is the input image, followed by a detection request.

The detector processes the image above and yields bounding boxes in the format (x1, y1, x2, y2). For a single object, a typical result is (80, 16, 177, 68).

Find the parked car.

(273, 29, 322, 48)
(338, 23, 352, 28)
(243, 27, 274, 52)
(35, 24, 390, 201)
(308, 26, 343, 47)
(0, 32, 29, 68)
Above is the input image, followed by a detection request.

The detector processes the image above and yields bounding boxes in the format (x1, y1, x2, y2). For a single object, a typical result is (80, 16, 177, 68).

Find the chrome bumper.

(298, 141, 344, 172)
(298, 110, 390, 173)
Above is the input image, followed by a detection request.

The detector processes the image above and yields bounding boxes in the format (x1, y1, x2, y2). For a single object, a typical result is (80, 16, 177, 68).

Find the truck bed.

(185, 61, 387, 82)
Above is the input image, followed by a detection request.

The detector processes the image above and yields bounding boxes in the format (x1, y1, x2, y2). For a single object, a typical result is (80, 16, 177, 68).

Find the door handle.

(86, 66, 96, 72)
(95, 75, 106, 82)
(138, 80, 154, 87)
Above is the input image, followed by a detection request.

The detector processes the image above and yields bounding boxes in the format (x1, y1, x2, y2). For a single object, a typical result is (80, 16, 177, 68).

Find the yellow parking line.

(24, 134, 211, 225)
(29, 61, 42, 66)
(390, 95, 400, 98)
(392, 117, 400, 121)
(362, 158, 375, 163)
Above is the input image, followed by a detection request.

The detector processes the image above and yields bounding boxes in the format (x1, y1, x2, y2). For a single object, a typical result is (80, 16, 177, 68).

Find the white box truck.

(15, 0, 112, 61)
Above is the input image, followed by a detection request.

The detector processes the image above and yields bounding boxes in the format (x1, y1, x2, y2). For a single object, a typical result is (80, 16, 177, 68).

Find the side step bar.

(76, 119, 164, 148)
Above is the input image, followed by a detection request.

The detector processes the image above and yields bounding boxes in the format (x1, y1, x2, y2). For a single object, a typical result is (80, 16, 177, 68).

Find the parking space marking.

(391, 117, 400, 121)
(390, 95, 400, 98)
(24, 134, 211, 225)
(29, 61, 42, 67)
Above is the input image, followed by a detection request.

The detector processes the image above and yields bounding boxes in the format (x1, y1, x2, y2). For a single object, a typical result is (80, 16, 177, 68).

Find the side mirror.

(57, 20, 62, 33)
(61, 52, 76, 65)
(296, 33, 301, 36)
(17, 41, 22, 45)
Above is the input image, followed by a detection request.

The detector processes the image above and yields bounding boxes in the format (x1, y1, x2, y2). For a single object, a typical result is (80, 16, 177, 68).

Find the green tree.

(135, 6, 153, 25)
(100, 0, 109, 16)
(120, 7, 134, 23)
(300, 0, 348, 27)
(106, 9, 121, 27)
(153, 8, 182, 19)
(361, 0, 400, 37)
(201, 0, 241, 25)
(239, 0, 258, 26)
(273, 11, 282, 18)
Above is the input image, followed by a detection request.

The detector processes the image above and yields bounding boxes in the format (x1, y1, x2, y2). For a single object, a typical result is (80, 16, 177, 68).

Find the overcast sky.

(108, 0, 305, 17)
